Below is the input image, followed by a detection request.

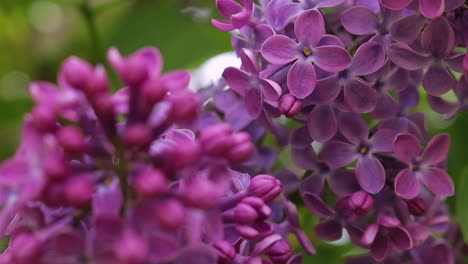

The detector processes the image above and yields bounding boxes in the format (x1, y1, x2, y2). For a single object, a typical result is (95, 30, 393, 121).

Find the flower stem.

(80, 0, 102, 63)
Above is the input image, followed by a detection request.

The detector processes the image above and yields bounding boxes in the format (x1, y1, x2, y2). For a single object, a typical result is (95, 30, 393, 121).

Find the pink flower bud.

(279, 93, 302, 117)
(349, 191, 374, 215)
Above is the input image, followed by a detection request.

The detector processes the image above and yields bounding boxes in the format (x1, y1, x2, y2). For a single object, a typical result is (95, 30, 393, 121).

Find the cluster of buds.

(0, 47, 300, 264)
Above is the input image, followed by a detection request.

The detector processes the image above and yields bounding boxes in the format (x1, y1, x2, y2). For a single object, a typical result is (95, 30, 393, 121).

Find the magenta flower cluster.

(0, 47, 308, 264)
(0, 0, 467, 263)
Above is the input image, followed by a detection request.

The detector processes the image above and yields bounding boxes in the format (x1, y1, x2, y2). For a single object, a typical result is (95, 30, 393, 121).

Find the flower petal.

(222, 67, 251, 96)
(420, 167, 454, 197)
(307, 105, 337, 142)
(395, 168, 421, 199)
(421, 133, 450, 165)
(312, 45, 352, 73)
(305, 75, 341, 105)
(303, 192, 335, 217)
(371, 92, 399, 120)
(315, 220, 343, 241)
(371, 128, 398, 153)
(420, 0, 445, 19)
(422, 64, 455, 96)
(344, 78, 377, 113)
(356, 156, 385, 194)
(216, 0, 243, 18)
(295, 9, 325, 47)
(261, 35, 299, 65)
(393, 133, 421, 165)
(328, 170, 360, 196)
(370, 235, 391, 261)
(390, 14, 426, 44)
(287, 60, 317, 99)
(260, 79, 282, 101)
(320, 141, 357, 168)
(423, 242, 455, 264)
(421, 17, 455, 56)
(265, 0, 301, 31)
(244, 87, 263, 118)
(380, 0, 412, 10)
(211, 19, 236, 31)
(387, 43, 431, 70)
(350, 41, 386, 76)
(389, 226, 412, 250)
(340, 6, 378, 35)
(362, 223, 379, 245)
(239, 48, 259, 74)
(338, 112, 368, 144)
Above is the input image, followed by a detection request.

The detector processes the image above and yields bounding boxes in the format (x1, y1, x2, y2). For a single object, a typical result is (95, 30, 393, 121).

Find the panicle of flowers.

(0, 46, 303, 264)
(210, 0, 468, 262)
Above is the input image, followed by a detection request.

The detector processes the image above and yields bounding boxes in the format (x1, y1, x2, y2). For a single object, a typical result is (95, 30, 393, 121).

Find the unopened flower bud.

(169, 91, 199, 123)
(43, 154, 69, 180)
(406, 197, 427, 216)
(213, 240, 236, 264)
(183, 179, 222, 208)
(114, 231, 149, 264)
(268, 240, 293, 264)
(64, 177, 94, 207)
(124, 124, 152, 149)
(156, 199, 185, 230)
(57, 126, 86, 154)
(226, 132, 254, 165)
(141, 79, 168, 106)
(42, 182, 65, 207)
(349, 191, 374, 215)
(31, 105, 56, 132)
(248, 175, 282, 203)
(234, 197, 272, 225)
(200, 124, 234, 156)
(10, 233, 41, 264)
(121, 56, 149, 86)
(61, 56, 93, 90)
(279, 93, 302, 117)
(172, 141, 201, 168)
(86, 65, 110, 95)
(133, 168, 168, 197)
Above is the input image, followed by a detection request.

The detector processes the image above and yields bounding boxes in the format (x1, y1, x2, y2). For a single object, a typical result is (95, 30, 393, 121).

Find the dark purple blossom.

(393, 133, 454, 199)
(320, 113, 397, 193)
(388, 17, 463, 96)
(261, 9, 351, 98)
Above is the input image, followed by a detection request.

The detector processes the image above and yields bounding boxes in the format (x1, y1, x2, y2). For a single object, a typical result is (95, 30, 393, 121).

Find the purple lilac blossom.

(208, 0, 468, 263)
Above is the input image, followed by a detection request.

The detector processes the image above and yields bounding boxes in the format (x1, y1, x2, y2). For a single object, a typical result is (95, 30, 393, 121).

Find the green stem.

(80, 0, 102, 63)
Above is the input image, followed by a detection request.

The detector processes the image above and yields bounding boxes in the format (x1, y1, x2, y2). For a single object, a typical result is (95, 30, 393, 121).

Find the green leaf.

(456, 165, 468, 240)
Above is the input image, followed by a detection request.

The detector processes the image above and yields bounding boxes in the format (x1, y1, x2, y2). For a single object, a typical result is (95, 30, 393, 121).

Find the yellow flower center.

(302, 47, 312, 57)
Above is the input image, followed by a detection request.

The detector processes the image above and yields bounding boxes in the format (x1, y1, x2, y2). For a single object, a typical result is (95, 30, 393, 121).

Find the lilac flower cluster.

(0, 47, 316, 264)
(210, 0, 468, 262)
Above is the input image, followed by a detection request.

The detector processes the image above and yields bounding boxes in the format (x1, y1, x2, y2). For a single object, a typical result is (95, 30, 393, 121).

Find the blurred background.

(0, 0, 232, 159)
(1, 0, 468, 261)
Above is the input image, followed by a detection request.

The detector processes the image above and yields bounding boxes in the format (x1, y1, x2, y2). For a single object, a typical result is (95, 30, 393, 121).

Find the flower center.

(302, 47, 312, 57)
(359, 145, 369, 155)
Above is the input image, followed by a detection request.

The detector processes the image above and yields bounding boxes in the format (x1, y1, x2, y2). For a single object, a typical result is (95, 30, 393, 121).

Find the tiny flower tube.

(349, 191, 374, 215)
